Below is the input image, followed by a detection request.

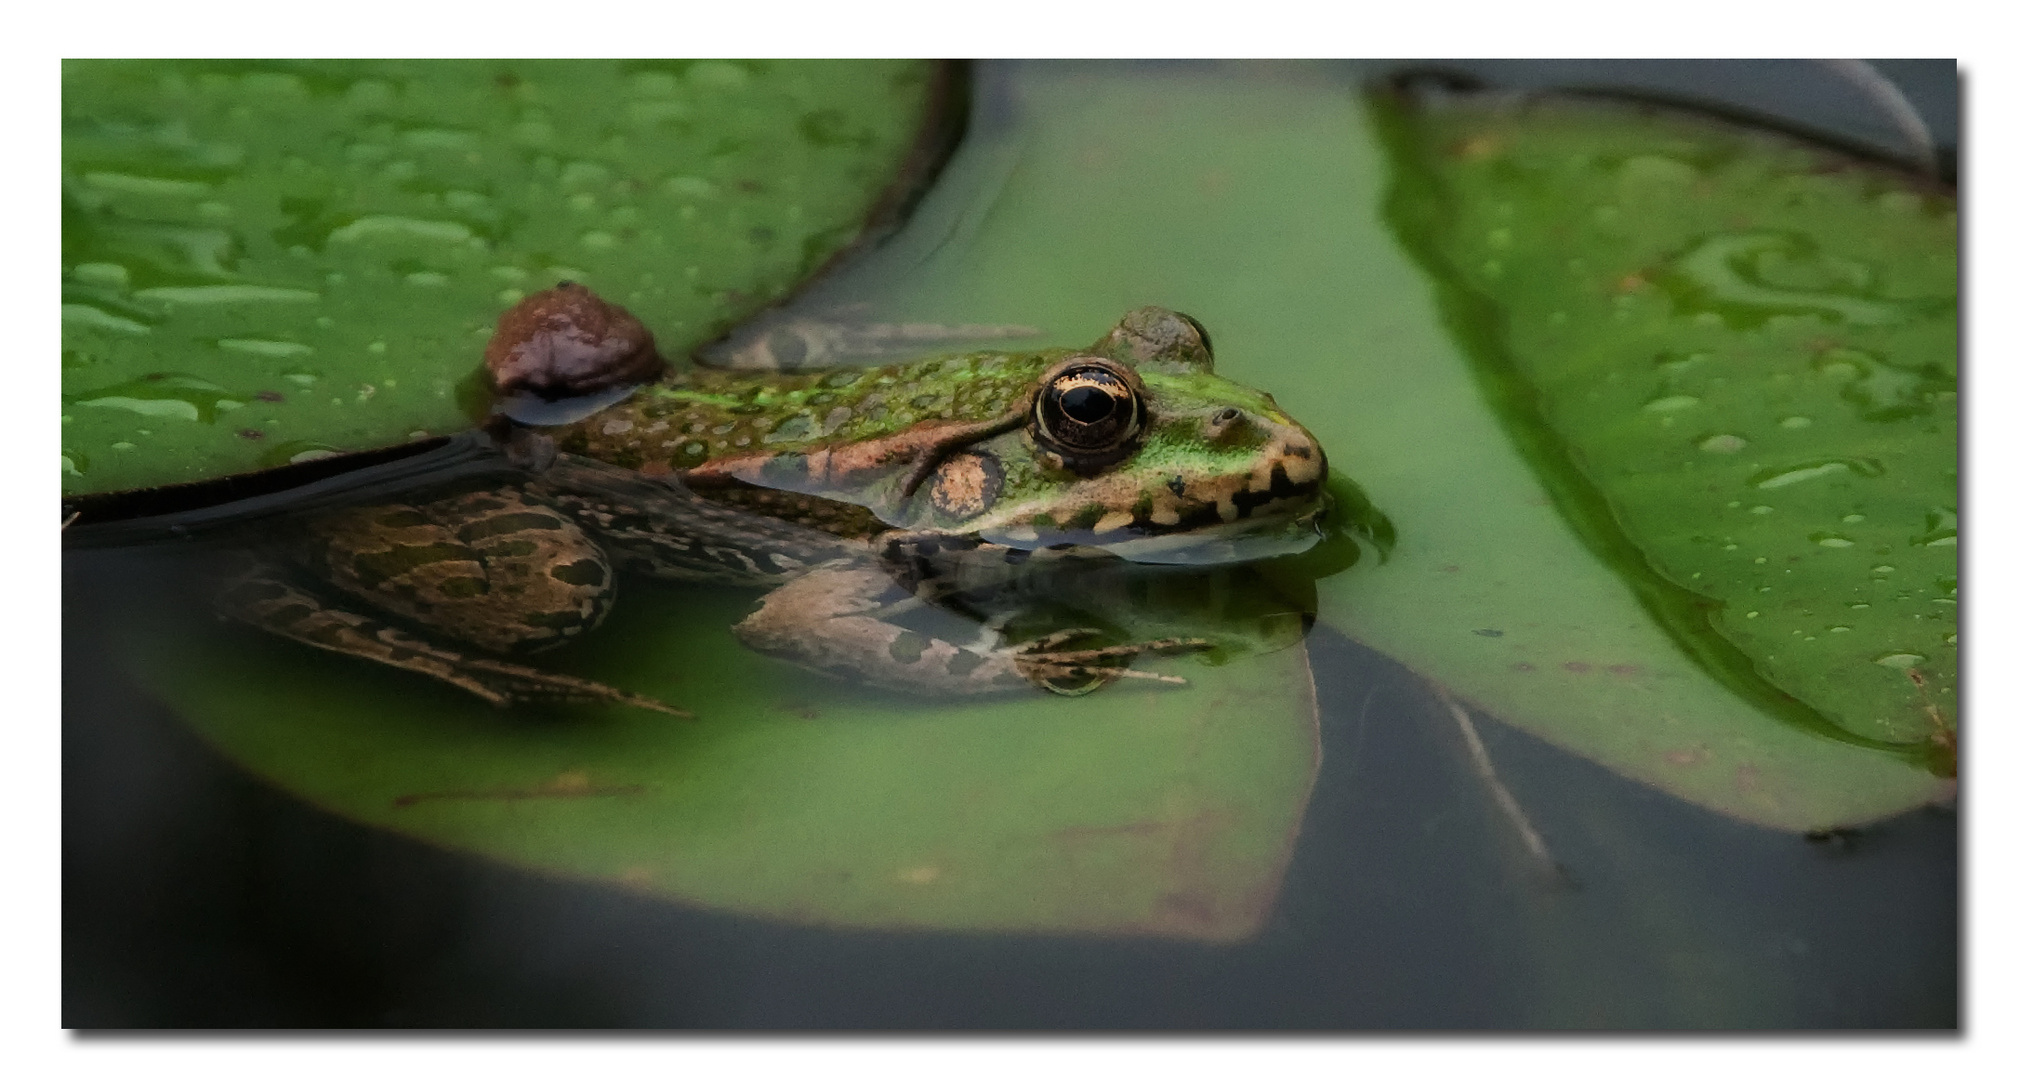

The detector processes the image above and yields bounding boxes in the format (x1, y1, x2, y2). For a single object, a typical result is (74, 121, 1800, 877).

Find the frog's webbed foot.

(1010, 628, 1214, 696)
(731, 565, 1209, 697)
(217, 573, 690, 718)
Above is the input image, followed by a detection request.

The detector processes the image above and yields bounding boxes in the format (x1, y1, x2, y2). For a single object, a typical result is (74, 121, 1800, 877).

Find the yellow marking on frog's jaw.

(1093, 510, 1135, 534)
(970, 412, 1329, 561)
(1276, 432, 1325, 486)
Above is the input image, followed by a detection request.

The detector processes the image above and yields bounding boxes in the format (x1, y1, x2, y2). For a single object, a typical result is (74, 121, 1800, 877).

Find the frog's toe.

(1019, 627, 1104, 651)
(458, 657, 693, 718)
(219, 572, 688, 718)
(1011, 635, 1213, 695)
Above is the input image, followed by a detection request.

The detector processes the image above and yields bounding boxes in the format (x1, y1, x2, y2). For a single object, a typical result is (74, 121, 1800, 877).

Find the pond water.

(62, 60, 1957, 1029)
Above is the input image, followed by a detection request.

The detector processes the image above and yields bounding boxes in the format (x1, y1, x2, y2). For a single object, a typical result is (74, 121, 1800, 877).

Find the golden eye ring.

(1032, 357, 1144, 462)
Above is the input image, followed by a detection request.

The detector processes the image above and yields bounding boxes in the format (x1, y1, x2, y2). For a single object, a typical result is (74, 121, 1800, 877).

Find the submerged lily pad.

(1371, 88, 1956, 765)
(126, 573, 1321, 941)
(63, 60, 945, 498)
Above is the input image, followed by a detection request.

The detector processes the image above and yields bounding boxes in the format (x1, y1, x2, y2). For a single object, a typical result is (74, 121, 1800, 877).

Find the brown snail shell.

(484, 282, 666, 400)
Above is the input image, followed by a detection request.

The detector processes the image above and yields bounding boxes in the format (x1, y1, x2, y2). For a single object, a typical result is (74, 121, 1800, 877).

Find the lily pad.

(1369, 88, 1956, 764)
(780, 63, 1949, 830)
(62, 59, 946, 498)
(124, 573, 1321, 941)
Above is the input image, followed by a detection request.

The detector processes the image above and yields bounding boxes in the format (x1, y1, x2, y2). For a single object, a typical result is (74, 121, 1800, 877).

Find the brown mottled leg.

(217, 571, 688, 716)
(303, 488, 617, 655)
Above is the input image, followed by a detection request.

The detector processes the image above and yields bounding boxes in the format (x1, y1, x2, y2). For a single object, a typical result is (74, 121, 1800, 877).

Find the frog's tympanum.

(220, 288, 1335, 715)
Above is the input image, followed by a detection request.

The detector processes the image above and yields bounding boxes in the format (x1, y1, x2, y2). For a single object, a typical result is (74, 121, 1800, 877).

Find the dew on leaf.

(1750, 457, 1884, 489)
(134, 285, 319, 304)
(219, 338, 313, 358)
(66, 373, 247, 423)
(327, 216, 473, 245)
(71, 263, 130, 287)
(62, 304, 151, 335)
(1664, 233, 1910, 328)
(83, 171, 211, 198)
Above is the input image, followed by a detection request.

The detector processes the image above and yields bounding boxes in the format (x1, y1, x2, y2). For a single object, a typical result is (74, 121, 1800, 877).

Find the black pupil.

(1059, 384, 1115, 424)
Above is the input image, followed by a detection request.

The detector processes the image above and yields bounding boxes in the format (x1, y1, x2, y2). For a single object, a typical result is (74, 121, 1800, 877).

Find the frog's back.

(554, 350, 1067, 478)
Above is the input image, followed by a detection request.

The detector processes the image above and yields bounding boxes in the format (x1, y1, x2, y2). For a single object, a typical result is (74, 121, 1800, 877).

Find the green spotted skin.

(554, 339, 1328, 553)
(560, 352, 1049, 477)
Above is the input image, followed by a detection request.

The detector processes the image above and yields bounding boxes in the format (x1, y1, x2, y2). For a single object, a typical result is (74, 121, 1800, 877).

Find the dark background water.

(63, 60, 1960, 1029)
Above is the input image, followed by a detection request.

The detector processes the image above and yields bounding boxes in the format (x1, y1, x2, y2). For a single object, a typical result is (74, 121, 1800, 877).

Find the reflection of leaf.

(800, 64, 1949, 830)
(125, 582, 1320, 940)
(1373, 90, 1956, 770)
(62, 60, 942, 497)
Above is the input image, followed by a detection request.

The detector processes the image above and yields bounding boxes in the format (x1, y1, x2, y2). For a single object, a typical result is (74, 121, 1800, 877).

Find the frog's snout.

(1221, 418, 1329, 529)
(1269, 423, 1328, 495)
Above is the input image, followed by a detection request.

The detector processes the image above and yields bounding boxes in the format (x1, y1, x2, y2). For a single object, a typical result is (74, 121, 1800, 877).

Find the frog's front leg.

(731, 563, 1208, 696)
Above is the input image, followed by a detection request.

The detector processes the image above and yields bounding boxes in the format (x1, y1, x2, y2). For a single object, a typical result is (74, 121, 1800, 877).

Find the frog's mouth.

(1093, 495, 1332, 565)
(977, 460, 1333, 567)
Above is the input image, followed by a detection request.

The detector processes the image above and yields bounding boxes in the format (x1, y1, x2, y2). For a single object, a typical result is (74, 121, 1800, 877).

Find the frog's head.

(915, 307, 1332, 565)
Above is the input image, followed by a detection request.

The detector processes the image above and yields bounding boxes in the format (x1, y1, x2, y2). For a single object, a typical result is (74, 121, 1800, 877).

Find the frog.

(218, 286, 1334, 716)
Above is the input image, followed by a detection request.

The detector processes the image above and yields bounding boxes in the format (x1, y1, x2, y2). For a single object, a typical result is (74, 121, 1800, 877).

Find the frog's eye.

(1034, 360, 1143, 459)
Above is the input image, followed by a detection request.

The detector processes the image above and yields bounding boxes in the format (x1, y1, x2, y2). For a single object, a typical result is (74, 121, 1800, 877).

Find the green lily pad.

(125, 574, 1321, 941)
(63, 59, 944, 498)
(1369, 89, 1956, 765)
(784, 63, 1949, 830)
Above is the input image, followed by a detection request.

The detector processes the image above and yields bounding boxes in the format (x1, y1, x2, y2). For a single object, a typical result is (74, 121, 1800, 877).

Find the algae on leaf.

(1374, 89, 1956, 769)
(63, 60, 944, 498)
